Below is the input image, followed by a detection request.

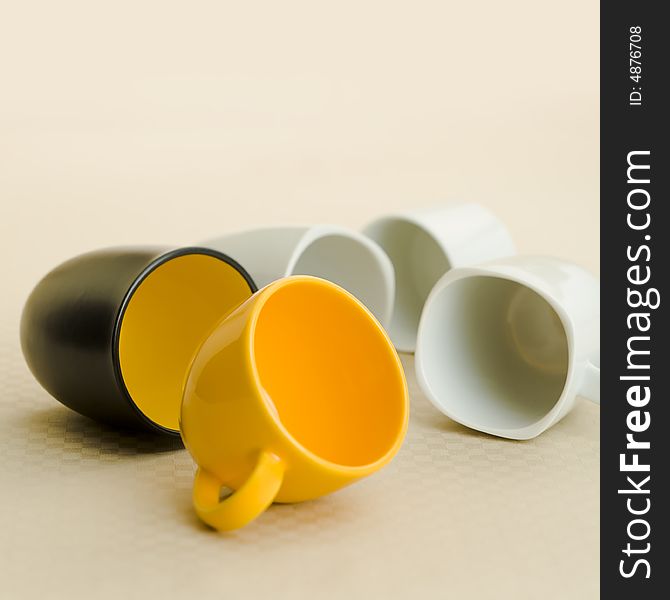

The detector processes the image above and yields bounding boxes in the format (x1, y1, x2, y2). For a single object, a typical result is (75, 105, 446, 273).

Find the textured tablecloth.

(1, 1, 598, 597)
(1, 345, 599, 599)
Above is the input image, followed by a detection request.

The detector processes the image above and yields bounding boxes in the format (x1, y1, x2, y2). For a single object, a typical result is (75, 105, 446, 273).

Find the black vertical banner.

(601, 1, 669, 596)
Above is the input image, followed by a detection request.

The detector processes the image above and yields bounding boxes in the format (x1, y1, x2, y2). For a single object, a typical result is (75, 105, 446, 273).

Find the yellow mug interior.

(118, 252, 253, 431)
(253, 278, 407, 468)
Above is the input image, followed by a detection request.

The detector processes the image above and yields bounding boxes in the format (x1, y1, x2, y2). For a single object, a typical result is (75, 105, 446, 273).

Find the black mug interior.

(116, 251, 255, 431)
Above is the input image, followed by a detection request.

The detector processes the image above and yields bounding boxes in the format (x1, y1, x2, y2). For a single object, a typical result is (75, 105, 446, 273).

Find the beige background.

(0, 1, 599, 598)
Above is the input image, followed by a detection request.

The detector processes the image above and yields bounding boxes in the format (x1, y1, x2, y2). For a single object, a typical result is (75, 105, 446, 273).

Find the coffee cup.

(181, 276, 408, 530)
(415, 256, 600, 439)
(200, 225, 395, 326)
(363, 203, 515, 352)
(21, 247, 256, 434)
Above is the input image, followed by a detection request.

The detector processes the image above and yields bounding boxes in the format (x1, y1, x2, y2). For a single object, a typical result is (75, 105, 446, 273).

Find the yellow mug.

(180, 276, 409, 531)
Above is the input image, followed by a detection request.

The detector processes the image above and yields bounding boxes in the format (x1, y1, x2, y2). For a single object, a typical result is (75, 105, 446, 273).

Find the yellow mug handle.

(193, 450, 284, 531)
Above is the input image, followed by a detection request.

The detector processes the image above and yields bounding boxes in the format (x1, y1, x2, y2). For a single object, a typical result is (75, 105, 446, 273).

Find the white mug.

(415, 256, 600, 440)
(199, 225, 395, 326)
(363, 203, 515, 352)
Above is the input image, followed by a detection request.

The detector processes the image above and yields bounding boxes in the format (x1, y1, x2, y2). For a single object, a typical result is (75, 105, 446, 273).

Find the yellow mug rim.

(241, 275, 409, 477)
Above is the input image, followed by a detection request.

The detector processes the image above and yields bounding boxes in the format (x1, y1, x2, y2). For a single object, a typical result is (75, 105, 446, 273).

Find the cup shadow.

(409, 398, 537, 444)
(180, 492, 361, 538)
(18, 404, 184, 457)
(411, 395, 594, 443)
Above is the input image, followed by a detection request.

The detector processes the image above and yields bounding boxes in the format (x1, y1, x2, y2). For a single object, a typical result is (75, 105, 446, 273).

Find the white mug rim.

(415, 262, 580, 440)
(363, 212, 456, 265)
(285, 224, 396, 328)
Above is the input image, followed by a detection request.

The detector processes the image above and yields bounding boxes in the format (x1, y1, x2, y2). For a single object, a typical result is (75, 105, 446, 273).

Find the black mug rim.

(110, 246, 257, 436)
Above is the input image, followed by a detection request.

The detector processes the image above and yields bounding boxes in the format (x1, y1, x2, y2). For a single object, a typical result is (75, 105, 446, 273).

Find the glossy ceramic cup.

(181, 276, 408, 531)
(199, 225, 395, 327)
(21, 247, 256, 435)
(363, 203, 515, 352)
(415, 256, 600, 440)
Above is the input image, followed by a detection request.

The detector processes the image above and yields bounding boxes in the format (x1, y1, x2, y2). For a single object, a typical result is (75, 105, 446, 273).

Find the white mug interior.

(288, 233, 392, 325)
(363, 219, 450, 352)
(418, 275, 570, 434)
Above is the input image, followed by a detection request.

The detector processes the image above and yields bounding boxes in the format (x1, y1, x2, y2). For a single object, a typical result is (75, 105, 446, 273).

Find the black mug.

(21, 246, 257, 435)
